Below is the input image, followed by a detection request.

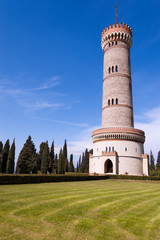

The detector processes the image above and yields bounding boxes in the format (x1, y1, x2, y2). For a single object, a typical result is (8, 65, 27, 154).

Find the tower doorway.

(104, 159, 113, 173)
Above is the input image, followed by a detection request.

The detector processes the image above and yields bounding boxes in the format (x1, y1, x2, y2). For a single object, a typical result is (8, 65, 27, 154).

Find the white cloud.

(135, 106, 160, 159)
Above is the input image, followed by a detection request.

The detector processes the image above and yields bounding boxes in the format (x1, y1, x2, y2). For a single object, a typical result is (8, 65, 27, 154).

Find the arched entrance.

(104, 159, 113, 173)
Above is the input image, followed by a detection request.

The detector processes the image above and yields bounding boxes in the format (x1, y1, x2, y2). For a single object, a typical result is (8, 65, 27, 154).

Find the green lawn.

(1, 180, 160, 240)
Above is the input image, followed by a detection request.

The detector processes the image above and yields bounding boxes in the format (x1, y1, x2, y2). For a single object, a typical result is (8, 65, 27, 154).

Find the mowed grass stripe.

(1, 180, 160, 240)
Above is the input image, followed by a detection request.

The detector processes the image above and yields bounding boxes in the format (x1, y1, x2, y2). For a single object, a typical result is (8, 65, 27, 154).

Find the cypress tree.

(149, 150, 155, 176)
(80, 152, 85, 173)
(63, 139, 68, 173)
(38, 142, 46, 171)
(84, 148, 89, 173)
(52, 154, 58, 174)
(0, 141, 3, 173)
(2, 139, 10, 173)
(49, 141, 54, 173)
(58, 148, 64, 174)
(76, 161, 79, 173)
(6, 139, 15, 174)
(41, 142, 49, 174)
(156, 151, 160, 176)
(69, 154, 74, 172)
(16, 136, 37, 174)
(78, 155, 81, 173)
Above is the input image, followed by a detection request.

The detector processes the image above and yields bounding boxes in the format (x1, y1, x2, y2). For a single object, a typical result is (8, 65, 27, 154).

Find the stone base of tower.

(89, 127, 149, 176)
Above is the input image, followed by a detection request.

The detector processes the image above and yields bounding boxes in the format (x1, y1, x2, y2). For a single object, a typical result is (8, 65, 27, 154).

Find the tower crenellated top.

(101, 23, 132, 50)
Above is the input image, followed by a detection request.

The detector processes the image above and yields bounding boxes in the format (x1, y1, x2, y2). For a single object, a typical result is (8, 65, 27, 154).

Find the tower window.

(116, 98, 118, 104)
(109, 43, 110, 47)
(112, 147, 114, 152)
(108, 99, 110, 105)
(112, 66, 114, 72)
(109, 147, 111, 152)
(125, 148, 127, 151)
(115, 65, 118, 72)
(112, 42, 114, 46)
(106, 147, 108, 152)
(112, 99, 114, 105)
(115, 41, 117, 45)
(108, 67, 111, 73)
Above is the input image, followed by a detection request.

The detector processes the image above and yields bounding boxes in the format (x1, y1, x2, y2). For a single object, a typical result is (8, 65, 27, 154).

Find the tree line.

(0, 139, 15, 174)
(0, 136, 91, 174)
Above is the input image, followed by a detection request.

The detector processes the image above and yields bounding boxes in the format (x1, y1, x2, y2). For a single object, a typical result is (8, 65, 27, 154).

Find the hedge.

(0, 174, 160, 185)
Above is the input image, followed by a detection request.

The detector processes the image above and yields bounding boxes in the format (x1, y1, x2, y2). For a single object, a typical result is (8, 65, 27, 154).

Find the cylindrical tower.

(89, 22, 149, 176)
(101, 23, 133, 128)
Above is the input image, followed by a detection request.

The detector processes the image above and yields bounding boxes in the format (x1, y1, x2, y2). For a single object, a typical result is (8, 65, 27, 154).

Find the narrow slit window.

(108, 99, 110, 105)
(109, 147, 111, 152)
(125, 147, 127, 152)
(115, 41, 117, 45)
(108, 67, 111, 73)
(116, 98, 118, 104)
(112, 42, 114, 46)
(106, 147, 108, 152)
(112, 99, 114, 105)
(109, 43, 110, 47)
(112, 66, 114, 72)
(115, 65, 118, 72)
(112, 147, 114, 152)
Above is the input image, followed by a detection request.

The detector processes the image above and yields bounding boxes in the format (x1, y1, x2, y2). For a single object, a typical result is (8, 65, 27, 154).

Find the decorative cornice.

(92, 127, 145, 144)
(101, 31, 132, 50)
(103, 73, 131, 82)
(102, 104, 133, 111)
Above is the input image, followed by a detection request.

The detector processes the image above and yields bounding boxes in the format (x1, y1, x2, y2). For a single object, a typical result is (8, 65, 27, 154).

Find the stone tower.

(89, 23, 149, 176)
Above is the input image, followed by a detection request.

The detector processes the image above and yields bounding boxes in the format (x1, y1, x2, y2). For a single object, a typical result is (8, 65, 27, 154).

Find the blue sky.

(0, 0, 160, 164)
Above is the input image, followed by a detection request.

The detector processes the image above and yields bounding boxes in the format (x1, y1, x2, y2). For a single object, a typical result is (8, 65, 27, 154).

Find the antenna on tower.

(116, 4, 118, 24)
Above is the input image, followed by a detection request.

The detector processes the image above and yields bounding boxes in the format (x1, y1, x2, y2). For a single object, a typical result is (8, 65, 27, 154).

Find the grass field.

(1, 180, 160, 240)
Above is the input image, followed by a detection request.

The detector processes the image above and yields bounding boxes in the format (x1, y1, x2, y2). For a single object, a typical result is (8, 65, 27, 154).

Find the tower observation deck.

(89, 23, 149, 176)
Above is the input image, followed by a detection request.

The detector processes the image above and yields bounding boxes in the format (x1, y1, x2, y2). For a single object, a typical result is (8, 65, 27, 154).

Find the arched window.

(116, 98, 118, 104)
(112, 99, 114, 105)
(106, 147, 108, 152)
(108, 67, 111, 73)
(109, 43, 110, 47)
(112, 66, 114, 72)
(112, 147, 114, 152)
(108, 99, 110, 105)
(115, 65, 118, 72)
(115, 41, 117, 45)
(112, 42, 114, 46)
(109, 147, 111, 152)
(125, 147, 127, 151)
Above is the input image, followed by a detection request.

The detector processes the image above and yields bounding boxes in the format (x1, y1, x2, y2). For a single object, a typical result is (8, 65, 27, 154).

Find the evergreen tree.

(76, 161, 79, 173)
(84, 148, 89, 173)
(6, 139, 15, 174)
(38, 142, 46, 171)
(2, 139, 10, 173)
(0, 141, 3, 153)
(0, 141, 3, 173)
(49, 141, 54, 173)
(69, 154, 74, 172)
(58, 148, 64, 174)
(78, 155, 81, 173)
(16, 136, 37, 174)
(52, 154, 58, 174)
(41, 142, 49, 174)
(63, 139, 68, 173)
(156, 151, 160, 176)
(149, 150, 155, 175)
(80, 152, 85, 173)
